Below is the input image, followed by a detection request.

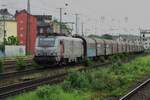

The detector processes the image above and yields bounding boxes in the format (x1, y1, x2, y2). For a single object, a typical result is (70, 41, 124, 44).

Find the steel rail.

(0, 62, 110, 99)
(0, 73, 66, 99)
(119, 78, 150, 100)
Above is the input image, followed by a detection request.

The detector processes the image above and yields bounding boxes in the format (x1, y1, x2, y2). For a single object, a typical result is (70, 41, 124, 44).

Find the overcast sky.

(0, 0, 150, 36)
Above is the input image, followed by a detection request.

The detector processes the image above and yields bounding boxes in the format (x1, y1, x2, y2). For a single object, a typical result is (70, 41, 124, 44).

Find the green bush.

(36, 85, 62, 99)
(84, 58, 93, 66)
(62, 55, 150, 98)
(62, 80, 72, 92)
(91, 77, 105, 90)
(8, 84, 88, 100)
(74, 73, 90, 89)
(36, 85, 51, 98)
(5, 36, 19, 45)
(63, 71, 90, 91)
(16, 58, 26, 70)
(92, 71, 123, 94)
(118, 54, 124, 60)
(123, 53, 128, 61)
(111, 59, 122, 71)
(0, 59, 3, 73)
(109, 55, 120, 63)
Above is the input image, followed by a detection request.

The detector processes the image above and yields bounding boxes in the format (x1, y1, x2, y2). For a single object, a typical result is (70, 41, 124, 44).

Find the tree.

(88, 34, 101, 38)
(88, 34, 113, 40)
(53, 19, 72, 34)
(5, 36, 19, 45)
(101, 34, 113, 40)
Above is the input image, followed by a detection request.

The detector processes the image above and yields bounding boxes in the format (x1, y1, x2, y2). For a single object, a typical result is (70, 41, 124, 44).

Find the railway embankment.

(5, 54, 150, 100)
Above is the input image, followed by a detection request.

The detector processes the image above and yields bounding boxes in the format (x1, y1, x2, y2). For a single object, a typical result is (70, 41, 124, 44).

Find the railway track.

(0, 73, 66, 99)
(0, 60, 109, 81)
(0, 53, 146, 99)
(0, 65, 73, 88)
(3, 60, 33, 73)
(2, 53, 145, 73)
(0, 63, 82, 80)
(0, 67, 46, 80)
(3, 57, 33, 66)
(0, 62, 109, 99)
(119, 78, 150, 100)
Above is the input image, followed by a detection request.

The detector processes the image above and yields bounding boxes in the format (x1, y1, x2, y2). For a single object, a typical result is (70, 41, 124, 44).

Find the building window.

(20, 20, 23, 24)
(47, 28, 51, 33)
(40, 28, 43, 33)
(20, 34, 23, 37)
(20, 41, 23, 44)
(20, 27, 24, 31)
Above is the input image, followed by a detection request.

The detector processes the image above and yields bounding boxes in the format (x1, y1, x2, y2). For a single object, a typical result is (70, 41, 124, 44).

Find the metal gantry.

(26, 0, 31, 55)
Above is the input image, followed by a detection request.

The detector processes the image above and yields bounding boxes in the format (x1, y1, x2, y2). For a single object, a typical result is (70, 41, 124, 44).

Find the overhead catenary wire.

(0, 0, 104, 36)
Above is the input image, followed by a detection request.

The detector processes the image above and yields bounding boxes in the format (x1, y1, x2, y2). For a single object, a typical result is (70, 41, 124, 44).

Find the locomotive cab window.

(38, 37, 56, 47)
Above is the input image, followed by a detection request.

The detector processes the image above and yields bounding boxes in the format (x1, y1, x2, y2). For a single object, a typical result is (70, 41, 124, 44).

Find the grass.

(8, 85, 89, 100)
(8, 54, 150, 100)
(16, 58, 26, 71)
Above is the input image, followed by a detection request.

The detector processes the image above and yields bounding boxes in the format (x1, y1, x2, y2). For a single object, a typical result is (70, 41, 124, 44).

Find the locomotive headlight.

(35, 47, 43, 56)
(50, 52, 57, 56)
(53, 52, 57, 56)
(51, 48, 57, 56)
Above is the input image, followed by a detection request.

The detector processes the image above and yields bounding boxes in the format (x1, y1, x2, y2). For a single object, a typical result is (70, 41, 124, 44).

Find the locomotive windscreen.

(38, 37, 55, 47)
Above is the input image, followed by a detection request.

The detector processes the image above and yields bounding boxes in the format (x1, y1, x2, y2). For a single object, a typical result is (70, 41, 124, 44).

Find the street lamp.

(0, 9, 7, 57)
(58, 3, 68, 34)
(3, 14, 6, 57)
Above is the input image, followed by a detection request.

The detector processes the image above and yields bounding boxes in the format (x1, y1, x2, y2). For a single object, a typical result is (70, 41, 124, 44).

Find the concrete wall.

(5, 45, 25, 57)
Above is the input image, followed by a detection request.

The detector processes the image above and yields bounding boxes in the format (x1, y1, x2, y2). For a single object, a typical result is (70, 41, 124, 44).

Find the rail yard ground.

(7, 54, 150, 100)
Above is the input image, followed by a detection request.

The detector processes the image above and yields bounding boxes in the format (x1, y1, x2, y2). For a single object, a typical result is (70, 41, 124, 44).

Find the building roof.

(34, 15, 52, 27)
(37, 21, 51, 27)
(15, 9, 36, 18)
(34, 15, 52, 21)
(0, 9, 15, 20)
